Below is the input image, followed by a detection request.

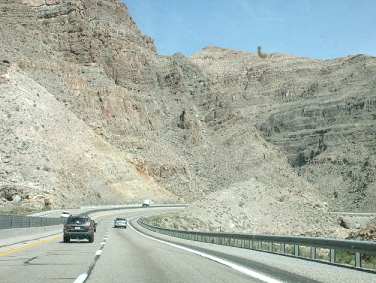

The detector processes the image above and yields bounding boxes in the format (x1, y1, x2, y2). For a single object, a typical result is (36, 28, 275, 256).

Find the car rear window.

(67, 217, 89, 224)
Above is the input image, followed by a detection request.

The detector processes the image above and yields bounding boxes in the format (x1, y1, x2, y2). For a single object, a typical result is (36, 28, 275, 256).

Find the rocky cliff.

(0, 0, 176, 212)
(1, 0, 375, 237)
(189, 47, 376, 212)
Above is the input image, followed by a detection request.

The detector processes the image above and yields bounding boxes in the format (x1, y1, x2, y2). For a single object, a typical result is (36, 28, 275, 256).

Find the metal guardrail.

(0, 214, 64, 229)
(0, 204, 187, 230)
(138, 218, 376, 272)
(79, 204, 187, 216)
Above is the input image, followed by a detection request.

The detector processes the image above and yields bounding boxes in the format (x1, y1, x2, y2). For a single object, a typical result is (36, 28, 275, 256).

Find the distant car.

(142, 199, 151, 208)
(63, 215, 95, 243)
(60, 211, 71, 218)
(113, 218, 127, 229)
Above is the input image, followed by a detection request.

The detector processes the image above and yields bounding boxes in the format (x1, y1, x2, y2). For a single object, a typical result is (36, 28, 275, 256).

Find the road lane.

(130, 219, 376, 283)
(0, 219, 107, 283)
(0, 208, 180, 283)
(1, 207, 375, 283)
(0, 234, 61, 257)
(87, 219, 257, 283)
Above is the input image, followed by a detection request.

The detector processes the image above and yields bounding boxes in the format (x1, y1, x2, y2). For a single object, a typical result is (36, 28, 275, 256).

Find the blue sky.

(124, 0, 376, 59)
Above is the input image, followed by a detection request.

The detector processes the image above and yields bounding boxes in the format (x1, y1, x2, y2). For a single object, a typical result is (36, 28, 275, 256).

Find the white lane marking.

(73, 273, 88, 283)
(129, 224, 282, 283)
(95, 250, 102, 256)
(100, 242, 106, 246)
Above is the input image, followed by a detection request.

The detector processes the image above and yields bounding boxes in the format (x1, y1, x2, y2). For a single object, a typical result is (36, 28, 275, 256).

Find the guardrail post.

(311, 247, 316, 259)
(330, 249, 336, 263)
(282, 243, 286, 254)
(294, 244, 299, 257)
(355, 252, 361, 268)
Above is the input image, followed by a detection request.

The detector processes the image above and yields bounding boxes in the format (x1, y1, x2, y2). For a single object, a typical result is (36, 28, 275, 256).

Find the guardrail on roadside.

(138, 218, 376, 272)
(80, 204, 187, 215)
(0, 214, 64, 229)
(0, 204, 187, 230)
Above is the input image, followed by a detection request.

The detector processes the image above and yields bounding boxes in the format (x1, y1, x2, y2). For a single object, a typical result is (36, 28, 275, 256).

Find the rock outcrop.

(0, 64, 175, 213)
(190, 47, 376, 212)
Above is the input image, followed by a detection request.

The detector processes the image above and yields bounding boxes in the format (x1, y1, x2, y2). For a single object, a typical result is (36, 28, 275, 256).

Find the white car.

(61, 211, 71, 218)
(142, 199, 151, 207)
(114, 218, 127, 229)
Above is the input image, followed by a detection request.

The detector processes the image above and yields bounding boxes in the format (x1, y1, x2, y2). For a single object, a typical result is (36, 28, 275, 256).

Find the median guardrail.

(0, 214, 64, 229)
(0, 204, 186, 230)
(138, 218, 376, 272)
(80, 204, 187, 216)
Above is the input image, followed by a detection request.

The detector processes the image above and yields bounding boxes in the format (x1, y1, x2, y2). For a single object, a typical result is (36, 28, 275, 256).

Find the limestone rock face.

(190, 48, 376, 212)
(0, 65, 175, 213)
(0, 0, 172, 212)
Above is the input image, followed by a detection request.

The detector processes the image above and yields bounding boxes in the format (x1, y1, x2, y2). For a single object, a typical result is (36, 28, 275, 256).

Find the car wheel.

(64, 236, 70, 243)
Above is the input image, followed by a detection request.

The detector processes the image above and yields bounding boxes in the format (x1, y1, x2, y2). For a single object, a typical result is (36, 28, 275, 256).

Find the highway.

(0, 207, 374, 283)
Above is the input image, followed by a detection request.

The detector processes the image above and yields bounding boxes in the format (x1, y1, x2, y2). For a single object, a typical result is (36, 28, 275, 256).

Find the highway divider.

(138, 218, 376, 272)
(0, 214, 63, 229)
(0, 204, 187, 230)
(79, 204, 186, 216)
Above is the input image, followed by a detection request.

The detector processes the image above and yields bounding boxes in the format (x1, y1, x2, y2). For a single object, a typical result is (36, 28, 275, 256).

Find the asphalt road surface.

(0, 208, 374, 283)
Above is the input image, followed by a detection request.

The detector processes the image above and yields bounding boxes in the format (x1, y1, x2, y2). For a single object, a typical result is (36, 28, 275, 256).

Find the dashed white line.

(129, 222, 282, 283)
(73, 273, 88, 283)
(95, 250, 102, 256)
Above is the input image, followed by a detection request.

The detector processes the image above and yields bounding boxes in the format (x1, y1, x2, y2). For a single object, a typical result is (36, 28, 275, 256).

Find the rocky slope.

(0, 63, 175, 213)
(190, 47, 376, 212)
(1, 0, 375, 237)
(0, 0, 177, 212)
(348, 217, 376, 241)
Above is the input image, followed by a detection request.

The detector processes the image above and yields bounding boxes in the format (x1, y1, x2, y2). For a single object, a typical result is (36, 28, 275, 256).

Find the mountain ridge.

(1, 0, 375, 237)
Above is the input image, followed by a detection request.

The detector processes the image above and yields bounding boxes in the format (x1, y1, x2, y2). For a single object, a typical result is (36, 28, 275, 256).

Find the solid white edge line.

(129, 223, 282, 283)
(73, 272, 88, 283)
(95, 250, 102, 256)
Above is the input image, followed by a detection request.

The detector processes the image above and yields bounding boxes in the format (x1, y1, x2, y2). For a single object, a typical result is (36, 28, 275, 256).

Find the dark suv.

(63, 216, 95, 243)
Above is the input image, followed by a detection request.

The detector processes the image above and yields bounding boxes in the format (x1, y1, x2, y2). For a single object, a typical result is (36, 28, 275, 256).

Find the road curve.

(0, 208, 374, 283)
